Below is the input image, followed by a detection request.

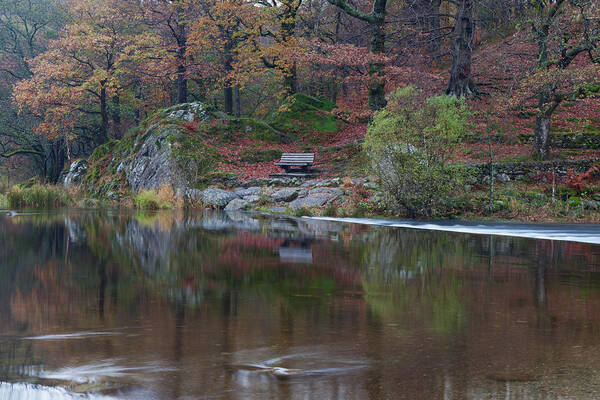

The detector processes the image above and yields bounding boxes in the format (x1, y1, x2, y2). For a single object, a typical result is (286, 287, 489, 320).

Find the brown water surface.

(1, 210, 600, 399)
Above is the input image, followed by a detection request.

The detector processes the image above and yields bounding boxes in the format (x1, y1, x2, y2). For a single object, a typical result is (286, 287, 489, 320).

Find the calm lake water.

(2, 210, 600, 399)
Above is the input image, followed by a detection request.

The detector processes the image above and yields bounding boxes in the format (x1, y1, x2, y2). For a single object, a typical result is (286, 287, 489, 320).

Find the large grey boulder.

(288, 187, 341, 208)
(243, 194, 261, 203)
(271, 188, 298, 202)
(235, 187, 262, 197)
(362, 182, 380, 190)
(64, 159, 88, 187)
(127, 128, 185, 193)
(99, 102, 220, 195)
(289, 196, 328, 208)
(180, 188, 203, 203)
(202, 189, 239, 208)
(224, 198, 248, 211)
(311, 187, 343, 197)
(166, 102, 214, 122)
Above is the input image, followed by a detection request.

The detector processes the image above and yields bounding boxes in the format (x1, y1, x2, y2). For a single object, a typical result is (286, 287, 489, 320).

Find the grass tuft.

(292, 206, 313, 217)
(134, 185, 175, 209)
(7, 185, 70, 208)
(323, 203, 338, 217)
(0, 175, 9, 194)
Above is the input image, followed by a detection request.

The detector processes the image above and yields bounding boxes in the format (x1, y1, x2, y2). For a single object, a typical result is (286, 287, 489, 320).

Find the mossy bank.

(80, 94, 345, 201)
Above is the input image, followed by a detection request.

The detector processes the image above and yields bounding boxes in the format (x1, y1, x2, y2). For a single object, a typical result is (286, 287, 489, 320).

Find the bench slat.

(275, 152, 315, 170)
(274, 162, 311, 166)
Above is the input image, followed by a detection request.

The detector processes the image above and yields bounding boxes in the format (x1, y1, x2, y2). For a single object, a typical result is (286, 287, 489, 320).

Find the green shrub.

(135, 190, 159, 209)
(323, 203, 338, 217)
(75, 198, 102, 209)
(134, 189, 173, 210)
(0, 175, 8, 194)
(292, 206, 313, 217)
(7, 185, 70, 208)
(363, 86, 472, 218)
(0, 194, 7, 208)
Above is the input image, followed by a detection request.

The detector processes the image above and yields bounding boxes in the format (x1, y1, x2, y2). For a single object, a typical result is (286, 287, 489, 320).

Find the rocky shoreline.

(194, 177, 378, 213)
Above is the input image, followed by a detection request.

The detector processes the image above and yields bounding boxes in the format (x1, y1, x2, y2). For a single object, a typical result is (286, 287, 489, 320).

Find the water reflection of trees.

(4, 211, 600, 331)
(0, 211, 369, 329)
(4, 213, 600, 398)
(357, 227, 600, 399)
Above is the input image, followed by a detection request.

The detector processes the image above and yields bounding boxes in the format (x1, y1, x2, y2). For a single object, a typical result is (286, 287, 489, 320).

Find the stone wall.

(473, 158, 599, 182)
(518, 133, 600, 149)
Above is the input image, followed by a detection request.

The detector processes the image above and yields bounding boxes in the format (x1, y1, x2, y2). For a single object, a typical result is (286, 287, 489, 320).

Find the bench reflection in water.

(278, 240, 313, 264)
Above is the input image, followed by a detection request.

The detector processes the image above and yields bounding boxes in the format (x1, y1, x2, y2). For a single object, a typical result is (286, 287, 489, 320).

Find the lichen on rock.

(64, 159, 89, 187)
(83, 102, 222, 200)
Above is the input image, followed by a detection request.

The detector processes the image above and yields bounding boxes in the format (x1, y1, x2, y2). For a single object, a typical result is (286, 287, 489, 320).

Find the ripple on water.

(24, 332, 122, 341)
(0, 382, 117, 400)
(231, 345, 369, 381)
(32, 359, 177, 384)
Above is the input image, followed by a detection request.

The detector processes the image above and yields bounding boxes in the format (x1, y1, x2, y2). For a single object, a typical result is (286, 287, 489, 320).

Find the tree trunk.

(446, 0, 476, 97)
(112, 94, 122, 139)
(224, 86, 233, 115)
(176, 62, 187, 104)
(48, 140, 66, 184)
(534, 115, 551, 160)
(176, 22, 188, 104)
(224, 51, 235, 115)
(283, 62, 298, 96)
(99, 86, 109, 145)
(325, 0, 387, 110)
(368, 0, 387, 111)
(134, 86, 142, 124)
(330, 80, 337, 103)
(280, 1, 298, 96)
(429, 0, 441, 57)
(233, 85, 241, 117)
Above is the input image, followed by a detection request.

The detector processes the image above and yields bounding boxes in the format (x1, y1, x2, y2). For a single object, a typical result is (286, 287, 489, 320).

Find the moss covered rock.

(82, 96, 344, 199)
(84, 102, 220, 199)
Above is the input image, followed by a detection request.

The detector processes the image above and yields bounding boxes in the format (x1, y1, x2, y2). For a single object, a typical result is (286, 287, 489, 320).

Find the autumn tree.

(189, 0, 259, 116)
(404, 0, 444, 59)
(403, 0, 477, 97)
(0, 0, 67, 181)
(139, 0, 200, 104)
(14, 0, 164, 179)
(521, 0, 600, 159)
(254, 0, 304, 96)
(325, 0, 388, 110)
(445, 0, 476, 97)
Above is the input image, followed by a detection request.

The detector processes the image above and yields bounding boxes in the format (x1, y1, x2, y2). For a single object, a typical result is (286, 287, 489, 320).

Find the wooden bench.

(274, 153, 315, 172)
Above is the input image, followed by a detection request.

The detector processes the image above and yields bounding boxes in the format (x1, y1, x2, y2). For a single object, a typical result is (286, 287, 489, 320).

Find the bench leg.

(283, 166, 291, 173)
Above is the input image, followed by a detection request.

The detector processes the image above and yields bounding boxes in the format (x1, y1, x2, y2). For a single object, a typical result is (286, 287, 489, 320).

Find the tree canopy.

(0, 0, 599, 182)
